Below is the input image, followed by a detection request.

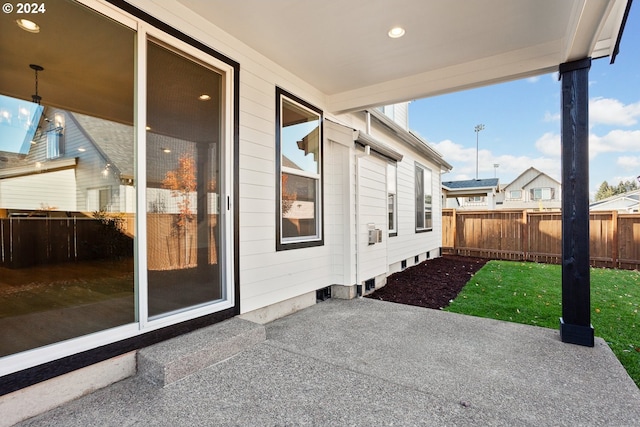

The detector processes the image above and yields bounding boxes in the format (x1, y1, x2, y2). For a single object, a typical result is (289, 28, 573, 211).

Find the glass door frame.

(138, 24, 236, 331)
(0, 0, 238, 380)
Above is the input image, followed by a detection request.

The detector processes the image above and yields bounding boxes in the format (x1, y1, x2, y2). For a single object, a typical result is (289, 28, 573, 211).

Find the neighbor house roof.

(590, 189, 640, 210)
(503, 167, 561, 190)
(70, 112, 134, 179)
(442, 178, 500, 198)
(443, 178, 499, 191)
(367, 109, 451, 170)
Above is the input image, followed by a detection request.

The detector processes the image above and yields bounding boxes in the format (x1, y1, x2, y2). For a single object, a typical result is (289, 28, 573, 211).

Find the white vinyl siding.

(238, 74, 331, 313)
(344, 112, 444, 274)
(503, 168, 561, 205)
(0, 169, 76, 211)
(325, 140, 352, 285)
(357, 156, 388, 282)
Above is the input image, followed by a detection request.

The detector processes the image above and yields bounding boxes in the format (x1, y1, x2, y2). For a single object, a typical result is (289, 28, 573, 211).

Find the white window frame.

(87, 187, 111, 211)
(387, 162, 397, 235)
(46, 130, 63, 159)
(509, 190, 522, 200)
(415, 163, 433, 232)
(531, 187, 553, 201)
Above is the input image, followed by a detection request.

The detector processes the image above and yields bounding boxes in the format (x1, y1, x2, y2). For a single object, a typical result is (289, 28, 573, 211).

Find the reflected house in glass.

(0, 105, 135, 235)
(0, 0, 631, 421)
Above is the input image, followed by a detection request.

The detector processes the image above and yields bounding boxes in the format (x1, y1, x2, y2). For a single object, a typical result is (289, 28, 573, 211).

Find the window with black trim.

(415, 163, 433, 232)
(276, 88, 323, 249)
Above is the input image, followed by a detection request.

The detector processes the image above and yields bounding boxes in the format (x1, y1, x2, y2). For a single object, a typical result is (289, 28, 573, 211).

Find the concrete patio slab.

(14, 298, 640, 426)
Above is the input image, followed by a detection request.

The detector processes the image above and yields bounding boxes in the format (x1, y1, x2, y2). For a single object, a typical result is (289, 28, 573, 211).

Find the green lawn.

(444, 260, 640, 388)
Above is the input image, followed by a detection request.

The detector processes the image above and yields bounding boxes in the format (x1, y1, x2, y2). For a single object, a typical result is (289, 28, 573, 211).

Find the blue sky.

(409, 4, 640, 198)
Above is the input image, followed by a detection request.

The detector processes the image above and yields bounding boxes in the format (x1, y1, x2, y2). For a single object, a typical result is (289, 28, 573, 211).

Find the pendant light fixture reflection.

(30, 64, 44, 104)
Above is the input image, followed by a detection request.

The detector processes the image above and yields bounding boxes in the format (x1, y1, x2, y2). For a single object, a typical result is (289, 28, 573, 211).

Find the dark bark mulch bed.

(365, 255, 490, 310)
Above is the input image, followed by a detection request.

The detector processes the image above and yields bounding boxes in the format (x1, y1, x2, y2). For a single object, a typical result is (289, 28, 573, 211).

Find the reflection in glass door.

(146, 40, 223, 317)
(0, 0, 136, 357)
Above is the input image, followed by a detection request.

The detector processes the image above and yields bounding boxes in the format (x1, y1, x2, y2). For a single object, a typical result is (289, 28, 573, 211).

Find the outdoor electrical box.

(367, 223, 382, 245)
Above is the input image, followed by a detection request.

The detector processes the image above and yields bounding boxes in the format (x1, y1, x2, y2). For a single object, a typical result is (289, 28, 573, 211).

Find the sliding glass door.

(0, 0, 235, 373)
(146, 40, 224, 317)
(0, 0, 136, 356)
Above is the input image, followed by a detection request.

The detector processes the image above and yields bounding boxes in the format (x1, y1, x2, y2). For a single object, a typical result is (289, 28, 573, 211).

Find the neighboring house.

(498, 167, 562, 210)
(0, 0, 629, 421)
(442, 178, 499, 210)
(590, 189, 640, 213)
(0, 108, 134, 215)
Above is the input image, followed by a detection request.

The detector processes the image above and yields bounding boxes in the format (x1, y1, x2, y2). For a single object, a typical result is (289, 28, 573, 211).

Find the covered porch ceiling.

(173, 0, 630, 113)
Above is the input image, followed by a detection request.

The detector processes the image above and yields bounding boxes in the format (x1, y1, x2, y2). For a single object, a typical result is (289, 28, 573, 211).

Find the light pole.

(474, 124, 485, 179)
(493, 163, 499, 178)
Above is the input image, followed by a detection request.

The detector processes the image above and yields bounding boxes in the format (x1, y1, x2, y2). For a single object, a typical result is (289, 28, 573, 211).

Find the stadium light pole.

(474, 124, 485, 179)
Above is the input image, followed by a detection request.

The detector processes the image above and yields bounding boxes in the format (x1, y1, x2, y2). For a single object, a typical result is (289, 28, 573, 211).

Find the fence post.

(522, 210, 528, 261)
(452, 209, 457, 255)
(612, 210, 619, 268)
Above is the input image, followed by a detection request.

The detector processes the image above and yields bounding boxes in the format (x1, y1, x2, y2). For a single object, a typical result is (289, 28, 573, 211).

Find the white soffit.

(173, 0, 629, 112)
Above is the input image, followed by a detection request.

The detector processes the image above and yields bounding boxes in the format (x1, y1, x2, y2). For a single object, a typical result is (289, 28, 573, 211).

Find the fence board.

(0, 217, 133, 269)
(618, 215, 640, 269)
(442, 209, 640, 270)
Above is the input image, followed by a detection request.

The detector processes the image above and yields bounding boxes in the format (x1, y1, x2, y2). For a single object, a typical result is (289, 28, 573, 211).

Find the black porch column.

(559, 58, 594, 347)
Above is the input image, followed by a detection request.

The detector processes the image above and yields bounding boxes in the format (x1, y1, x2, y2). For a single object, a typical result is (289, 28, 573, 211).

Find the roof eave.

(366, 109, 453, 171)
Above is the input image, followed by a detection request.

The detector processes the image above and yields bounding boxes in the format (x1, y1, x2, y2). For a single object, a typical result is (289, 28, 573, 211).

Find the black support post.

(559, 58, 594, 347)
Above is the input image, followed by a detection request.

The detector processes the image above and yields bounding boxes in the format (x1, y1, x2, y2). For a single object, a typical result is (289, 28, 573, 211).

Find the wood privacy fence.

(0, 214, 218, 270)
(442, 209, 640, 270)
(0, 216, 134, 269)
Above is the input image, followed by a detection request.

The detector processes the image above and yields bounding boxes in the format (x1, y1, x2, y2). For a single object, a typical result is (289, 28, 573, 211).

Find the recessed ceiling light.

(17, 19, 40, 33)
(388, 26, 405, 39)
(198, 94, 211, 101)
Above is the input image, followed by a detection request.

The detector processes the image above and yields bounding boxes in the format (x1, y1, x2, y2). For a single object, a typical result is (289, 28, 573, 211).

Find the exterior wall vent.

(316, 287, 331, 302)
(365, 278, 375, 292)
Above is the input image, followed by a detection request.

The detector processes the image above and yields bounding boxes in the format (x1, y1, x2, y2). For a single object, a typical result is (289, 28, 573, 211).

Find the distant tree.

(162, 153, 197, 267)
(616, 180, 638, 194)
(163, 153, 196, 232)
(595, 181, 615, 201)
(595, 179, 639, 201)
(281, 174, 297, 216)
